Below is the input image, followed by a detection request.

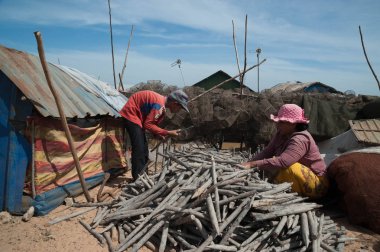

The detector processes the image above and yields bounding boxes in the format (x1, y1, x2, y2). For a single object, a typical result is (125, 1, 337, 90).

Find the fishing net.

(125, 82, 378, 148)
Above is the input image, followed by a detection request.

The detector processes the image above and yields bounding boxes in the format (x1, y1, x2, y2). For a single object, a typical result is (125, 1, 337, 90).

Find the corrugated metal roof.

(349, 119, 380, 145)
(0, 45, 127, 118)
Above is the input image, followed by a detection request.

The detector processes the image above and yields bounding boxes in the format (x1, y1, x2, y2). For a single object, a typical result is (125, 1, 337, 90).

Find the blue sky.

(1, 0, 379, 95)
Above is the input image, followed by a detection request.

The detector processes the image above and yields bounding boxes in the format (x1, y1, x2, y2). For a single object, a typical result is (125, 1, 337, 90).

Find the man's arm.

(143, 109, 168, 136)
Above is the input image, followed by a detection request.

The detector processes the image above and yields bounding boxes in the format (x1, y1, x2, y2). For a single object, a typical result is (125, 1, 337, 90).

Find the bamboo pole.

(34, 31, 92, 202)
(75, 148, 347, 251)
(359, 25, 380, 91)
(79, 220, 106, 246)
(107, 0, 117, 89)
(103, 232, 114, 252)
(118, 73, 124, 91)
(308, 211, 318, 240)
(240, 14, 248, 97)
(256, 48, 261, 93)
(131, 220, 165, 252)
(48, 207, 96, 225)
(220, 196, 254, 244)
(119, 24, 134, 90)
(232, 20, 242, 86)
(272, 215, 288, 238)
(301, 212, 310, 248)
(159, 221, 169, 252)
(206, 194, 220, 234)
(31, 119, 36, 199)
(211, 156, 221, 222)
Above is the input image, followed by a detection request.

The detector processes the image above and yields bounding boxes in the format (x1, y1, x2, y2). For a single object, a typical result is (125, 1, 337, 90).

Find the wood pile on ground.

(52, 147, 350, 251)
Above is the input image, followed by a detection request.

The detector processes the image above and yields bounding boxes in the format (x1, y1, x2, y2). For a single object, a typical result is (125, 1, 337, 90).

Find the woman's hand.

(241, 162, 251, 169)
(240, 161, 258, 169)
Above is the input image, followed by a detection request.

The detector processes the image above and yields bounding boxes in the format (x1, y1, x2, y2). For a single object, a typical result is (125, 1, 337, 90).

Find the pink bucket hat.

(270, 104, 310, 124)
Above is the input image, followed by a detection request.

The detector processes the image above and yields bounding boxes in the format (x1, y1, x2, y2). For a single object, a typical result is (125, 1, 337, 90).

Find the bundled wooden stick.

(73, 147, 346, 252)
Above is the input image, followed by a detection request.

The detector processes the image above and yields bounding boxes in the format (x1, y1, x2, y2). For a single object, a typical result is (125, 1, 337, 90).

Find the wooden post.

(118, 73, 125, 91)
(119, 24, 134, 90)
(232, 20, 242, 88)
(359, 25, 380, 91)
(256, 48, 262, 93)
(31, 119, 36, 199)
(34, 31, 92, 202)
(107, 0, 117, 89)
(240, 14, 248, 97)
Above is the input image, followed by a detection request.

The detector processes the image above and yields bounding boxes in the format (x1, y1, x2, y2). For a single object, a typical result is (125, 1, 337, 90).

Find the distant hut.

(264, 81, 342, 95)
(193, 70, 254, 92)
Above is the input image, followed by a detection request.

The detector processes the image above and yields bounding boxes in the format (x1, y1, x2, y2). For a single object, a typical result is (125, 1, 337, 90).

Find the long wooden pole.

(257, 49, 261, 93)
(240, 16, 248, 152)
(108, 0, 117, 89)
(34, 31, 92, 202)
(119, 24, 134, 90)
(232, 20, 242, 85)
(240, 17, 248, 154)
(189, 59, 266, 102)
(31, 120, 36, 199)
(359, 25, 380, 91)
(118, 73, 124, 91)
(240, 15, 248, 97)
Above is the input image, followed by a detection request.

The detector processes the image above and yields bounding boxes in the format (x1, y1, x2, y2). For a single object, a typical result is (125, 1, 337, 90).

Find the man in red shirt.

(119, 89, 189, 180)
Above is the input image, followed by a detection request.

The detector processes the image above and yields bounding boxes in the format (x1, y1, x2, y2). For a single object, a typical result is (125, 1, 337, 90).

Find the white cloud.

(46, 48, 379, 95)
(8, 0, 112, 24)
(1, 0, 379, 95)
(144, 42, 229, 49)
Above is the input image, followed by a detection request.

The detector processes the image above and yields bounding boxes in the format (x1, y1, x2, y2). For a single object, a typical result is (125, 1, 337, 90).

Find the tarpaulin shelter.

(265, 81, 341, 95)
(0, 45, 128, 215)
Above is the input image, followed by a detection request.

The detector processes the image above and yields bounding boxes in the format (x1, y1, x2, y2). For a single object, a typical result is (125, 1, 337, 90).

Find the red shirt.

(119, 90, 168, 136)
(252, 130, 326, 176)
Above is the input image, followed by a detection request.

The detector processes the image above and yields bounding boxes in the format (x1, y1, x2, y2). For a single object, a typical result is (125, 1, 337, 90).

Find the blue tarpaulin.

(33, 173, 105, 216)
(0, 71, 32, 214)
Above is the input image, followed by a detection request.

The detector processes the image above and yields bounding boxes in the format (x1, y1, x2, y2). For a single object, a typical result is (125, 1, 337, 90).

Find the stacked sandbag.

(328, 148, 380, 233)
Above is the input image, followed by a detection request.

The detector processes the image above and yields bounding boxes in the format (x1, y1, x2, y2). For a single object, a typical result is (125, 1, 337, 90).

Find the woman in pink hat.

(241, 104, 329, 199)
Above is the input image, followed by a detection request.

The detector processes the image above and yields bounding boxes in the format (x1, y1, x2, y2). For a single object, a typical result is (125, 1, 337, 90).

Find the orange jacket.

(119, 90, 168, 136)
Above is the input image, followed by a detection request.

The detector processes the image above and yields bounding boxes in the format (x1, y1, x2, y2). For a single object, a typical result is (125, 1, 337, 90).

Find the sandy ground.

(0, 172, 151, 252)
(333, 218, 380, 252)
(0, 170, 379, 252)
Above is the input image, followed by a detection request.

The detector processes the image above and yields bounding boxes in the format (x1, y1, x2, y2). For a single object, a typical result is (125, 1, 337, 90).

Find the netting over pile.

(126, 83, 379, 148)
(126, 81, 177, 96)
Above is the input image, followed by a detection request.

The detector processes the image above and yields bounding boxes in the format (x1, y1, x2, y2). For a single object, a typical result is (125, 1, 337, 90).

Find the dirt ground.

(0, 172, 379, 252)
(332, 218, 380, 252)
(0, 172, 151, 252)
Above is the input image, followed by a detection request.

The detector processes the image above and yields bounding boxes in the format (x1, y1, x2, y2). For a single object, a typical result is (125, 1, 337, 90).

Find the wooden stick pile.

(74, 147, 347, 252)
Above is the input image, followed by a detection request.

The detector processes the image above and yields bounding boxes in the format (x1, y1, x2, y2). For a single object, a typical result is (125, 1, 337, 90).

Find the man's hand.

(158, 135, 166, 141)
(167, 129, 180, 137)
